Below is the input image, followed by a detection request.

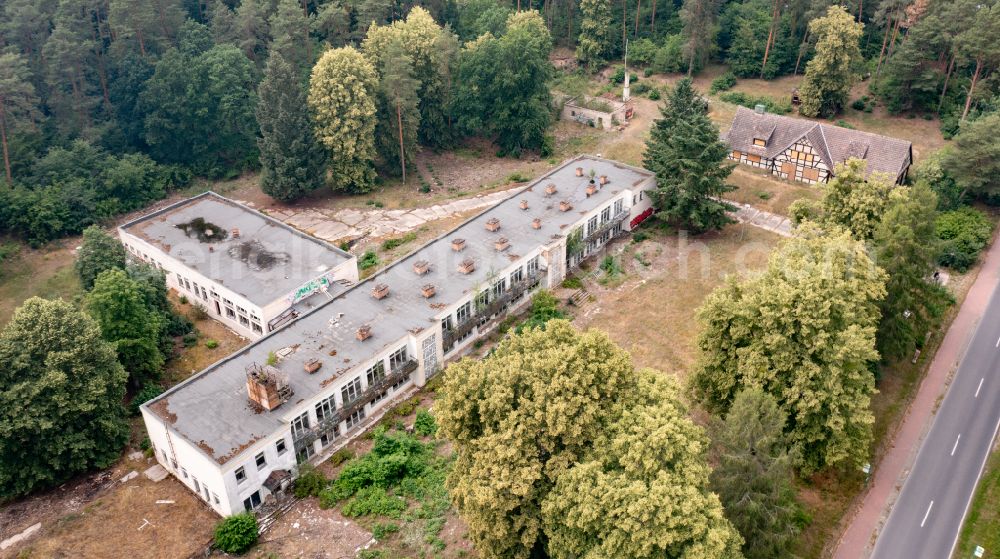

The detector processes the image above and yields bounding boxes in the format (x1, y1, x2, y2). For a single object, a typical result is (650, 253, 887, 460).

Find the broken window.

(255, 452, 266, 470)
(315, 395, 336, 421)
(291, 412, 310, 439)
(341, 377, 362, 404)
(235, 466, 246, 484)
(366, 361, 386, 386)
(275, 438, 287, 455)
(346, 408, 366, 430)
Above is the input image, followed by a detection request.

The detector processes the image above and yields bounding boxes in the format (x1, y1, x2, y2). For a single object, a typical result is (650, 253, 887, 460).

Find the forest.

(0, 0, 998, 246)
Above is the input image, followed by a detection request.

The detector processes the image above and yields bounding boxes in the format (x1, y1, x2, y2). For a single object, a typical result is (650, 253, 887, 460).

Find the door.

(214, 301, 221, 315)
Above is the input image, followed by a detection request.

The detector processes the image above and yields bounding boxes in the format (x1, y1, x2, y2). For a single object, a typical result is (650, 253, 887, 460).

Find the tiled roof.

(723, 106, 912, 179)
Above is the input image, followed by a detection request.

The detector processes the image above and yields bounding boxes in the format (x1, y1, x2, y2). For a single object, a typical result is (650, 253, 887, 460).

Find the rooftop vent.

(413, 260, 430, 275)
(304, 360, 322, 374)
(599, 175, 608, 185)
(372, 283, 389, 299)
(356, 325, 372, 341)
(458, 258, 476, 274)
(231, 228, 241, 239)
(245, 363, 292, 411)
(559, 200, 573, 212)
(575, 167, 584, 177)
(545, 183, 557, 195)
(520, 199, 529, 210)
(485, 217, 501, 232)
(586, 184, 597, 197)
(451, 238, 466, 251)
(422, 284, 436, 298)
(532, 218, 542, 229)
(495, 237, 510, 251)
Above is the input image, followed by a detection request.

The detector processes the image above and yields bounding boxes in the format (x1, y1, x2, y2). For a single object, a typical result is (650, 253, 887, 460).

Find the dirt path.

(832, 231, 1000, 559)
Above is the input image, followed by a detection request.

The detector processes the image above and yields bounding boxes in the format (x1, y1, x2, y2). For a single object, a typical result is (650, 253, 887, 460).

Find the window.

(320, 431, 338, 447)
(601, 206, 611, 223)
(371, 389, 388, 405)
(223, 298, 233, 306)
(587, 216, 598, 235)
(297, 442, 315, 464)
(732, 150, 742, 159)
(391, 374, 410, 392)
(315, 395, 336, 421)
(614, 198, 624, 215)
(492, 278, 507, 299)
(192, 477, 200, 492)
(239, 315, 250, 327)
(753, 138, 766, 147)
(237, 306, 247, 315)
(456, 301, 471, 323)
(213, 493, 220, 505)
(341, 377, 362, 404)
(346, 408, 366, 430)
(171, 459, 178, 469)
(255, 452, 266, 470)
(527, 256, 539, 277)
(243, 490, 262, 511)
(366, 361, 386, 386)
(276, 438, 287, 455)
(475, 291, 489, 309)
(510, 267, 524, 285)
(291, 412, 310, 439)
(389, 346, 408, 371)
(252, 321, 263, 334)
(235, 466, 246, 484)
(747, 154, 762, 164)
(200, 287, 208, 300)
(161, 449, 169, 462)
(203, 486, 210, 501)
(181, 467, 188, 479)
(225, 306, 236, 318)
(192, 282, 200, 294)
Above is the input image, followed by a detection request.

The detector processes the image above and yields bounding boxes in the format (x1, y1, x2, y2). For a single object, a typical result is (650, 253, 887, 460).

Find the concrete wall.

(561, 101, 629, 130)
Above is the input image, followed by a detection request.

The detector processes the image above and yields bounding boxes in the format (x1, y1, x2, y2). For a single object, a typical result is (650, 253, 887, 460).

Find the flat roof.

(145, 156, 654, 465)
(120, 192, 354, 307)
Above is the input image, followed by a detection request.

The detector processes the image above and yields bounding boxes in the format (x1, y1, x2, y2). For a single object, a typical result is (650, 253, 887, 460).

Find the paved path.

(726, 201, 793, 237)
(834, 232, 1000, 559)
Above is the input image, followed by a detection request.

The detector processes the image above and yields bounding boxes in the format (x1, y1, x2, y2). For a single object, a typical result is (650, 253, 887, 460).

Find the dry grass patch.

(0, 238, 81, 327)
(164, 293, 248, 385)
(726, 166, 822, 216)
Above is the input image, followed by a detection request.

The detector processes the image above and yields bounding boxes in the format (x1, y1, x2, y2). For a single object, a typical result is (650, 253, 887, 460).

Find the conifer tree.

(269, 0, 314, 74)
(257, 53, 327, 201)
(372, 39, 420, 181)
(643, 78, 735, 233)
(0, 53, 39, 183)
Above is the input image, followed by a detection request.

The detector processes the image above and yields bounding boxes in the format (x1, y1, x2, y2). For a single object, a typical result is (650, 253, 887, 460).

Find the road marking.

(951, 434, 961, 456)
(976, 377, 985, 398)
(921, 501, 934, 527)
(995, 334, 1000, 347)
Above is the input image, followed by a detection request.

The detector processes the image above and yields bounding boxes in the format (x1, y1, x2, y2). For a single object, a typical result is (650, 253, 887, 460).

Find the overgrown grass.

(718, 91, 793, 114)
(955, 451, 1000, 558)
(381, 232, 418, 251)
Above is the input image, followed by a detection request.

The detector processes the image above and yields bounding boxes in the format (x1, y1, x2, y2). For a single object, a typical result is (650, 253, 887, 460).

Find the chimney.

(559, 200, 573, 212)
(575, 167, 584, 177)
(495, 237, 510, 251)
(356, 325, 372, 341)
(599, 175, 608, 185)
(231, 228, 241, 239)
(532, 218, 542, 229)
(421, 284, 436, 298)
(586, 184, 597, 197)
(451, 238, 466, 251)
(458, 258, 476, 274)
(245, 363, 291, 411)
(520, 199, 529, 210)
(372, 283, 389, 300)
(304, 360, 322, 374)
(545, 183, 557, 196)
(485, 217, 501, 232)
(413, 260, 430, 275)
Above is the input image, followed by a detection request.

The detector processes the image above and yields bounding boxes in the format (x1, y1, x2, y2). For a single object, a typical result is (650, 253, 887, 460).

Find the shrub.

(631, 82, 651, 95)
(372, 521, 400, 540)
(506, 172, 529, 183)
(342, 486, 407, 518)
(632, 231, 649, 243)
(338, 240, 351, 251)
(359, 250, 379, 270)
(628, 38, 658, 65)
(561, 276, 583, 289)
(213, 513, 258, 554)
(652, 34, 684, 74)
(294, 464, 328, 498)
(182, 332, 198, 347)
(937, 207, 994, 272)
(179, 295, 188, 304)
(418, 183, 431, 193)
(381, 232, 417, 251)
(205, 339, 218, 349)
(191, 304, 209, 321)
(709, 72, 737, 94)
(718, 91, 792, 114)
(648, 89, 660, 100)
(131, 384, 164, 414)
(414, 409, 438, 437)
(851, 99, 866, 111)
(331, 447, 355, 466)
(643, 67, 653, 77)
(600, 255, 622, 278)
(835, 119, 855, 129)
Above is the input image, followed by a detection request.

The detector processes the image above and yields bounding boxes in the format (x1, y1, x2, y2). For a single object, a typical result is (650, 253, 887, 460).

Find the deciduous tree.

(308, 46, 378, 193)
(576, 0, 614, 68)
(693, 231, 886, 473)
(76, 225, 128, 291)
(798, 5, 863, 118)
(0, 297, 129, 498)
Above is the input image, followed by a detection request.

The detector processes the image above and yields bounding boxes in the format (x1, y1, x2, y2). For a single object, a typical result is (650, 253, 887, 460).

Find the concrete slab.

(144, 464, 169, 482)
(0, 523, 41, 550)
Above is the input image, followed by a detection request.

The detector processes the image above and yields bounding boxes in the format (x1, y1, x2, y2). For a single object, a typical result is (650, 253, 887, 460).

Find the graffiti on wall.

(286, 271, 336, 304)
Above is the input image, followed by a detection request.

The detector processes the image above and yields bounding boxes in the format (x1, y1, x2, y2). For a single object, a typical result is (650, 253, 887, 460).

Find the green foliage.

(721, 2, 796, 79)
(213, 513, 258, 554)
(644, 79, 736, 233)
(330, 447, 356, 467)
(381, 232, 418, 251)
(359, 250, 379, 270)
(0, 298, 129, 498)
(205, 339, 219, 349)
(256, 53, 328, 202)
(437, 320, 742, 559)
(455, 11, 553, 156)
(945, 113, 1000, 200)
(652, 34, 685, 74)
(936, 207, 994, 272)
(629, 38, 659, 65)
(914, 149, 965, 210)
(130, 384, 164, 415)
(694, 232, 887, 474)
(76, 226, 128, 291)
(372, 521, 400, 539)
(576, 0, 613, 67)
(506, 172, 530, 183)
(680, 0, 723, 74)
(560, 276, 583, 289)
(717, 91, 792, 114)
(805, 159, 896, 241)
(342, 486, 408, 518)
(294, 463, 329, 498)
(710, 72, 737, 94)
(518, 289, 566, 332)
(599, 255, 622, 278)
(414, 409, 438, 437)
(711, 388, 800, 559)
(648, 88, 661, 100)
(321, 428, 433, 507)
(798, 6, 863, 118)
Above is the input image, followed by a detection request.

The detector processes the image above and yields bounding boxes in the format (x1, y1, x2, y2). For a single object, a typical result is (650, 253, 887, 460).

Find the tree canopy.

(76, 225, 128, 291)
(798, 5, 863, 118)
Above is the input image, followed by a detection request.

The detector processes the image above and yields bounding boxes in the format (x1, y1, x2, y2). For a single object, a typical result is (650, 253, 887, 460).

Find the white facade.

(141, 157, 658, 517)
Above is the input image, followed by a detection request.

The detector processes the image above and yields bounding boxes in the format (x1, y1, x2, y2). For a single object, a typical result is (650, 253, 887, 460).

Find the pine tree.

(234, 0, 271, 65)
(0, 53, 39, 183)
(954, 2, 1000, 121)
(711, 388, 800, 559)
(373, 39, 420, 181)
(43, 1, 103, 138)
(0, 297, 129, 498)
(643, 78, 735, 233)
(308, 46, 378, 193)
(576, 0, 613, 68)
(945, 112, 1000, 198)
(680, 0, 723, 75)
(269, 0, 315, 74)
(798, 5, 863, 118)
(257, 53, 328, 202)
(76, 225, 128, 291)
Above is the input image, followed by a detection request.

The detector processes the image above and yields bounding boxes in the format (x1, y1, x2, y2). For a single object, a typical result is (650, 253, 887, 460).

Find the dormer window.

(753, 138, 766, 147)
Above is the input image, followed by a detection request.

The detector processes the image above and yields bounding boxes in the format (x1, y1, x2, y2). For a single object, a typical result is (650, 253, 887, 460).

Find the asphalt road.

(872, 284, 1000, 559)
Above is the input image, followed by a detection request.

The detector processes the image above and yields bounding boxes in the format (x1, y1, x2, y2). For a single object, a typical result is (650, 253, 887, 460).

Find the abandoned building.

(560, 94, 633, 130)
(140, 156, 657, 516)
(724, 106, 913, 185)
(118, 192, 359, 340)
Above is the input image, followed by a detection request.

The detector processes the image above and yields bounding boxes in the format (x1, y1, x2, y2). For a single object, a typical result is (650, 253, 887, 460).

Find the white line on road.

(951, 434, 961, 456)
(976, 377, 985, 398)
(995, 334, 999, 347)
(921, 501, 934, 527)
